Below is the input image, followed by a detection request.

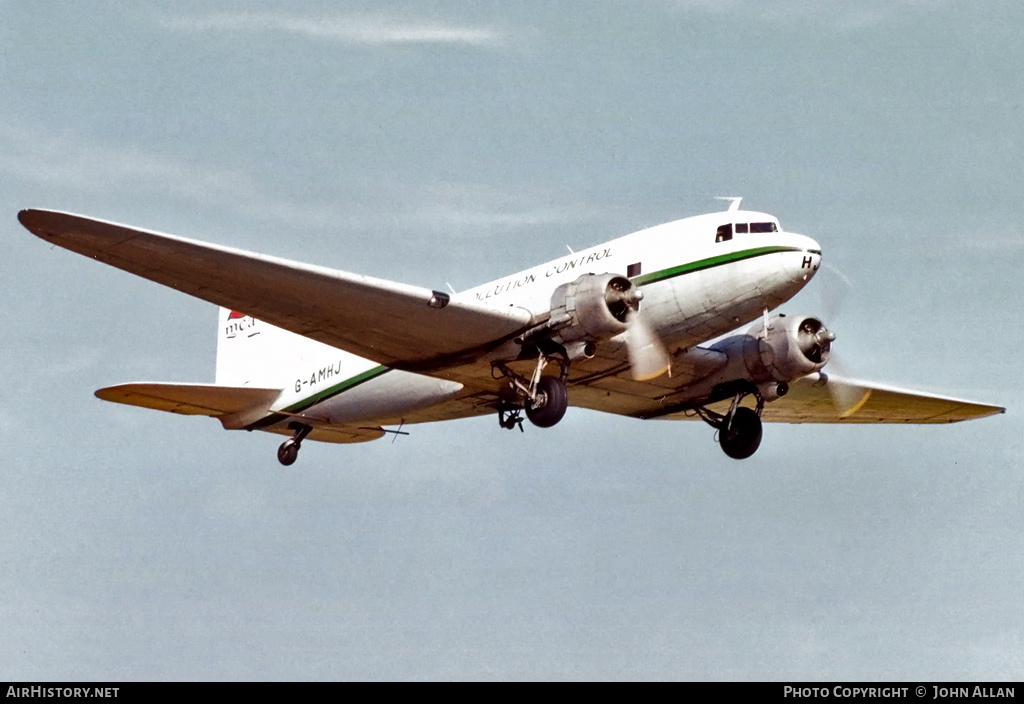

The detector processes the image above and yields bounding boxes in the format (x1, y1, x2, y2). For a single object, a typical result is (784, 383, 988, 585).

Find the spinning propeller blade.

(624, 308, 670, 381)
(604, 281, 670, 381)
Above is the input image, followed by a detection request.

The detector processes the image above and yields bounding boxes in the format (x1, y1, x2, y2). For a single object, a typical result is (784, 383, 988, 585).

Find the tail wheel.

(277, 439, 301, 466)
(719, 407, 762, 460)
(277, 439, 299, 466)
(277, 423, 312, 466)
(525, 375, 568, 428)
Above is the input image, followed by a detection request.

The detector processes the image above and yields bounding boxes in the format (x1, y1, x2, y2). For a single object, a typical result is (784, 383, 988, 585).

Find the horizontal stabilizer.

(96, 383, 281, 417)
(96, 383, 386, 444)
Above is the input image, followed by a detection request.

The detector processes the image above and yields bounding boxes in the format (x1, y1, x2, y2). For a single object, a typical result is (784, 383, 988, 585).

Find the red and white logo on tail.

(215, 307, 359, 389)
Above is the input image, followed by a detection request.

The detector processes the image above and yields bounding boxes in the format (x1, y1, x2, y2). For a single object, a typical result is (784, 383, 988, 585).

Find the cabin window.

(715, 224, 732, 242)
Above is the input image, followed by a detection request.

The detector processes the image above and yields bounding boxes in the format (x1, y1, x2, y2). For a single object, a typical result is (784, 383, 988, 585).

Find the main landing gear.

(277, 422, 312, 466)
(695, 386, 764, 460)
(494, 354, 570, 432)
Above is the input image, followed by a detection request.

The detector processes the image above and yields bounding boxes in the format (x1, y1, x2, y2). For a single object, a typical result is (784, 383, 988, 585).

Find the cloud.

(0, 123, 257, 204)
(0, 123, 595, 235)
(0, 122, 320, 227)
(386, 182, 598, 233)
(665, 0, 949, 31)
(951, 233, 1024, 254)
(159, 12, 506, 49)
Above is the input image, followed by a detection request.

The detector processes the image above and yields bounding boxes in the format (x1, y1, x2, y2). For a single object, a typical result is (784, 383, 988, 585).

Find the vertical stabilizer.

(215, 308, 353, 387)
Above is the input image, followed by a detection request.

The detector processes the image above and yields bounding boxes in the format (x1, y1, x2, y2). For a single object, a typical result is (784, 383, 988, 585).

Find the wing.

(570, 372, 1004, 423)
(19, 210, 533, 369)
(756, 375, 1006, 424)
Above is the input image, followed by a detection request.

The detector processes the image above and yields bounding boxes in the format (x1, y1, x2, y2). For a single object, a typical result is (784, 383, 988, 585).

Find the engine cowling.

(737, 314, 834, 383)
(546, 273, 640, 351)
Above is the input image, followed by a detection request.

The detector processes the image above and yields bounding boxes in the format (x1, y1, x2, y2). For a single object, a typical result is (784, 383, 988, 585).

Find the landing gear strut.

(696, 387, 764, 460)
(277, 422, 312, 466)
(494, 353, 569, 431)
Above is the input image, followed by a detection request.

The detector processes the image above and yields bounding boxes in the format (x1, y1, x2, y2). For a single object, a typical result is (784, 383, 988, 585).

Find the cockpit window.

(717, 221, 779, 241)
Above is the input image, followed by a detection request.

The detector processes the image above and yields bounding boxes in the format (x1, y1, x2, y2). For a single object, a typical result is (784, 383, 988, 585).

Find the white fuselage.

(252, 209, 822, 430)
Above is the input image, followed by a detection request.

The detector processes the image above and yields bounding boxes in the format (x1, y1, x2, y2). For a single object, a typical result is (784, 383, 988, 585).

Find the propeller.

(821, 360, 872, 419)
(625, 308, 671, 380)
(808, 265, 870, 417)
(818, 262, 854, 321)
(796, 317, 835, 365)
(605, 280, 670, 381)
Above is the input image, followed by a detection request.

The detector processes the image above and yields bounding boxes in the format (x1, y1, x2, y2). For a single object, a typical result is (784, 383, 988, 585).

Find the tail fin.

(215, 308, 348, 387)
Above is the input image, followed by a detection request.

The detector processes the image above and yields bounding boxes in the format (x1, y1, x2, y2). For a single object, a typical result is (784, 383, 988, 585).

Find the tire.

(719, 407, 762, 460)
(277, 439, 299, 466)
(525, 376, 568, 428)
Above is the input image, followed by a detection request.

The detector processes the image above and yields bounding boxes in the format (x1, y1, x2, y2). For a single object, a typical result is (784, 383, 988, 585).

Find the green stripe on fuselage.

(631, 245, 804, 287)
(248, 246, 804, 431)
(247, 364, 390, 430)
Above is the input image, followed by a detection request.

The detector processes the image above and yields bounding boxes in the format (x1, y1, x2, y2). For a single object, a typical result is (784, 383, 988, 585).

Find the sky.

(2, 0, 1022, 681)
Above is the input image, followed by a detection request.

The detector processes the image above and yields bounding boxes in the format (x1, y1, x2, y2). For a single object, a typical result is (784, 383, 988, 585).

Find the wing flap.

(20, 210, 533, 368)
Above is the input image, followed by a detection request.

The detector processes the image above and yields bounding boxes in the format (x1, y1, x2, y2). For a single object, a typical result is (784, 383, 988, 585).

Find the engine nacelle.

(746, 314, 834, 382)
(714, 314, 834, 385)
(546, 273, 639, 351)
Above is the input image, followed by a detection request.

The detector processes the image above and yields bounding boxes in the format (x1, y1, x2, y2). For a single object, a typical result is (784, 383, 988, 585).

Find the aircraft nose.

(807, 236, 822, 269)
(806, 237, 821, 266)
(788, 233, 822, 281)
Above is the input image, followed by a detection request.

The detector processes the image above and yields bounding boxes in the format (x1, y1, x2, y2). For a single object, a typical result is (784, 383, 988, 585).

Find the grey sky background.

(2, 0, 1021, 680)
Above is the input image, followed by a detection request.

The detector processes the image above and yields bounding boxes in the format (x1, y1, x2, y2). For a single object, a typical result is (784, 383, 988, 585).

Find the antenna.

(714, 196, 743, 212)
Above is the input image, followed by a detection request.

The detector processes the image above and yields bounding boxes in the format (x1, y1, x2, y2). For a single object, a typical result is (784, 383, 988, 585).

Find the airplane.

(16, 199, 1004, 465)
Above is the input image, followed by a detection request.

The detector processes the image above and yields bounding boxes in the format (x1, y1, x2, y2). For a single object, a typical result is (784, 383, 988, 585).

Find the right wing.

(19, 210, 533, 369)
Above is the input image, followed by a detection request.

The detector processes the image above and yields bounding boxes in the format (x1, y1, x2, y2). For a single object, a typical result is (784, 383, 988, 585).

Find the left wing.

(756, 375, 1005, 424)
(18, 209, 532, 369)
(570, 373, 1005, 423)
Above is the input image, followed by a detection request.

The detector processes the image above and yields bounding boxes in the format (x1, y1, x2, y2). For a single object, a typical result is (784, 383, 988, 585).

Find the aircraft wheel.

(719, 407, 762, 460)
(525, 376, 568, 428)
(277, 439, 300, 466)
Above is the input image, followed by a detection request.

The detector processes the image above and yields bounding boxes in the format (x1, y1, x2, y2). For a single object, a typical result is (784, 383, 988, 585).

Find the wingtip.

(17, 208, 49, 235)
(17, 208, 71, 241)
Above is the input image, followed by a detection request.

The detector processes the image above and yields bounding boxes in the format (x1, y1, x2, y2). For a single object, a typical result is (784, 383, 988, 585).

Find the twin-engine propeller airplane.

(17, 200, 1004, 465)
